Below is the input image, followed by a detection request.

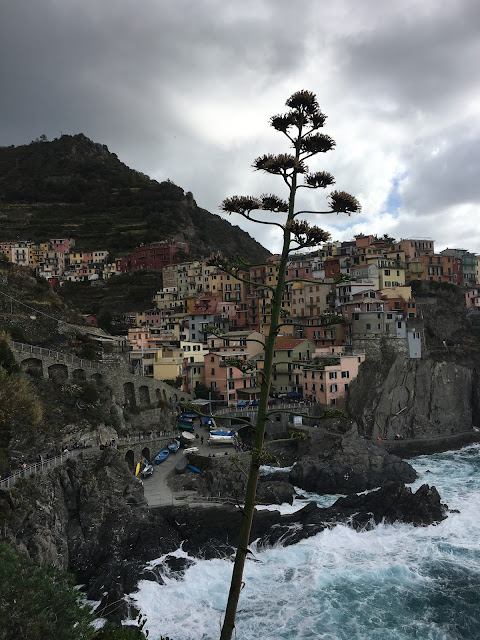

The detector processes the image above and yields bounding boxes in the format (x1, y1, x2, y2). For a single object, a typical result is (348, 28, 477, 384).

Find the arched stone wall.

(91, 373, 103, 384)
(124, 449, 135, 472)
(72, 368, 86, 382)
(141, 446, 151, 462)
(48, 363, 68, 382)
(139, 385, 150, 407)
(124, 382, 136, 408)
(21, 357, 43, 377)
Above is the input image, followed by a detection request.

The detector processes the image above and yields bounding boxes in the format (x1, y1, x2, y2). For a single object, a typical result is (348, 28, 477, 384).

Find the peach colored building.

(204, 350, 258, 405)
(302, 352, 365, 405)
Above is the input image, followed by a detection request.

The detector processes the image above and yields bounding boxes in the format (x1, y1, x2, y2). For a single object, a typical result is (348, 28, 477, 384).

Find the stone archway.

(48, 363, 68, 382)
(72, 368, 86, 382)
(91, 372, 103, 384)
(124, 382, 136, 408)
(139, 385, 150, 407)
(141, 447, 151, 462)
(125, 449, 135, 472)
(20, 357, 43, 377)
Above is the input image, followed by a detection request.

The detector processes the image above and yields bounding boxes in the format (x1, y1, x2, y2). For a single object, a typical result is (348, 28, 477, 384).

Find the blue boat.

(210, 430, 235, 436)
(154, 449, 169, 464)
(187, 464, 202, 474)
(167, 440, 180, 453)
(181, 411, 198, 419)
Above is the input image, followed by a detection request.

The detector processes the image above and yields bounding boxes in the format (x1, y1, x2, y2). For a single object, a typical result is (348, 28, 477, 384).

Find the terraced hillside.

(0, 134, 270, 262)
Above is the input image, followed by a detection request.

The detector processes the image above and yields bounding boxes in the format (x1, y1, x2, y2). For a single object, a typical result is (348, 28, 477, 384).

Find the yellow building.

(365, 256, 406, 289)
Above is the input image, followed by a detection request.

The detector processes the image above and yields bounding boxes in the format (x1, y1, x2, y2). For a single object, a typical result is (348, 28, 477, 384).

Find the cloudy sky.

(1, 0, 479, 254)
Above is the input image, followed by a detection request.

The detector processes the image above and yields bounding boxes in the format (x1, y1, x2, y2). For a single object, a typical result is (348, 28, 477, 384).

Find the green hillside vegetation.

(0, 262, 84, 342)
(0, 134, 270, 262)
(59, 270, 164, 325)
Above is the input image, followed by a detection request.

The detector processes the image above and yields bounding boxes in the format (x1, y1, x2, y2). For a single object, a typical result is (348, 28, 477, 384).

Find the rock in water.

(289, 431, 417, 494)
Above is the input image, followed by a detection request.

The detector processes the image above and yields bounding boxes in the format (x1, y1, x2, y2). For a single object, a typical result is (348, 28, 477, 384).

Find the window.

(320, 384, 324, 392)
(398, 322, 402, 328)
(211, 368, 215, 375)
(354, 313, 359, 320)
(366, 323, 371, 330)
(329, 372, 337, 379)
(330, 384, 337, 392)
(228, 381, 235, 389)
(210, 356, 215, 362)
(387, 313, 393, 319)
(341, 371, 349, 378)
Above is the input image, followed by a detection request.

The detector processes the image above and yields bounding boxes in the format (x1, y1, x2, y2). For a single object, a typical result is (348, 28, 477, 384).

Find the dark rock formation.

(348, 355, 478, 440)
(288, 430, 417, 494)
(256, 480, 297, 505)
(1, 449, 446, 625)
(0, 449, 182, 623)
(262, 482, 446, 547)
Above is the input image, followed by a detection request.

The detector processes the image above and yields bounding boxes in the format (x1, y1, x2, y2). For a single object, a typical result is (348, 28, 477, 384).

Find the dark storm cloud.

(1, 0, 479, 252)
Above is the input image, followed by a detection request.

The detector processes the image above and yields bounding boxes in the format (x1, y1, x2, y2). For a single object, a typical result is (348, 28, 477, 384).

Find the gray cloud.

(0, 0, 479, 254)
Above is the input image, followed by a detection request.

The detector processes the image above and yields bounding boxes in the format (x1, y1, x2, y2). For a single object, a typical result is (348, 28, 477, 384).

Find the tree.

(217, 90, 360, 640)
(0, 542, 96, 640)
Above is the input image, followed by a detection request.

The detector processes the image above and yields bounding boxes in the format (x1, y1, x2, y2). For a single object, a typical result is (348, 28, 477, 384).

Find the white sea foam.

(129, 444, 480, 639)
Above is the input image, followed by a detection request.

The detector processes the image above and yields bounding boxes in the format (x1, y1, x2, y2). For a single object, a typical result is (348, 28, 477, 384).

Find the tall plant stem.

(219, 134, 301, 640)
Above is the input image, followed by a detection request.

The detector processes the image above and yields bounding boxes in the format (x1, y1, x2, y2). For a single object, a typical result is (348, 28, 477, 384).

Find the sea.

(127, 444, 480, 640)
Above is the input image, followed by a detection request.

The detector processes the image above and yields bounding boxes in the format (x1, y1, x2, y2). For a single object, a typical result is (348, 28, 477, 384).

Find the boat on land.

(141, 462, 154, 477)
(187, 464, 202, 474)
(154, 449, 169, 464)
(183, 446, 199, 455)
(210, 429, 235, 436)
(167, 440, 180, 453)
(175, 456, 188, 474)
(181, 411, 198, 419)
(209, 434, 235, 445)
(177, 420, 195, 432)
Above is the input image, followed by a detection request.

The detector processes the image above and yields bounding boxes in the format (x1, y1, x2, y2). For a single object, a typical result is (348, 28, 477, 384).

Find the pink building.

(49, 238, 70, 253)
(302, 352, 365, 405)
(465, 288, 480, 310)
(204, 350, 258, 405)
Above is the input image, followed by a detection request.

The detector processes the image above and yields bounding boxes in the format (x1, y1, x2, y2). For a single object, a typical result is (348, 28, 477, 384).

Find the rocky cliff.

(348, 282, 480, 441)
(0, 449, 446, 624)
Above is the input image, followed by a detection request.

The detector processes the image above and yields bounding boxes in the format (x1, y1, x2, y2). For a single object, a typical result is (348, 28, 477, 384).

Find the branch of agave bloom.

(234, 211, 286, 230)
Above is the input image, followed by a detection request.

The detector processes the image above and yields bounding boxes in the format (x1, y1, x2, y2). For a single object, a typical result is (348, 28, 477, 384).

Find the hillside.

(0, 134, 270, 262)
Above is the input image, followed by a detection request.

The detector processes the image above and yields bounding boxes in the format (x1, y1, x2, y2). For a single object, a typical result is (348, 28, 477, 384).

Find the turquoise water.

(129, 445, 480, 639)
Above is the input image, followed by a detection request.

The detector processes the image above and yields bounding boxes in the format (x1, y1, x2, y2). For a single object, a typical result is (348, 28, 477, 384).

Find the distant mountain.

(0, 134, 270, 262)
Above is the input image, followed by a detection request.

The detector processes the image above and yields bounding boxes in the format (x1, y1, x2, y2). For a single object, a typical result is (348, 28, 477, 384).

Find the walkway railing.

(0, 450, 84, 491)
(12, 341, 103, 371)
(214, 401, 312, 417)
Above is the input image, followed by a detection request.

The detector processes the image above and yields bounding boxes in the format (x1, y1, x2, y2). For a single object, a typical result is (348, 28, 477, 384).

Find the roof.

(274, 337, 306, 350)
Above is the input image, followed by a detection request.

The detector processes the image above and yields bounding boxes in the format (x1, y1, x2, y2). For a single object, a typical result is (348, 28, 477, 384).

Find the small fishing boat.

(187, 464, 202, 474)
(177, 420, 195, 433)
(210, 429, 235, 436)
(183, 446, 199, 455)
(167, 439, 180, 453)
(181, 411, 198, 419)
(209, 434, 235, 446)
(175, 456, 188, 474)
(154, 449, 169, 464)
